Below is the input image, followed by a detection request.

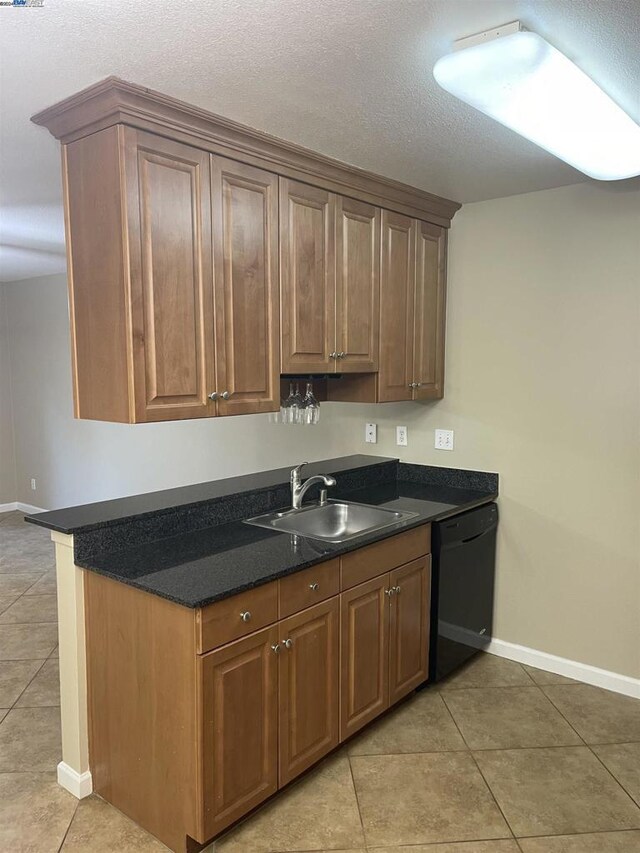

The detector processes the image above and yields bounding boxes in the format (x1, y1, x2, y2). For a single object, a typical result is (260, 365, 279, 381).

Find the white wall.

(0, 286, 17, 504)
(336, 181, 640, 680)
(3, 274, 357, 509)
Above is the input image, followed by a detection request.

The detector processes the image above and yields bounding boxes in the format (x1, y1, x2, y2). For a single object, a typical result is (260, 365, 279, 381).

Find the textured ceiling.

(1, 0, 639, 281)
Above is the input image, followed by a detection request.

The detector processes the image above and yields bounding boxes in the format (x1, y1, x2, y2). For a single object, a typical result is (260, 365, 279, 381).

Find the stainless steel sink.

(245, 500, 419, 543)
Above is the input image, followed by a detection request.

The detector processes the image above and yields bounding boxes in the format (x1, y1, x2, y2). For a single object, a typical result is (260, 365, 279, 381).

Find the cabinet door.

(280, 179, 336, 373)
(212, 157, 280, 415)
(279, 598, 339, 786)
(340, 574, 390, 741)
(123, 128, 215, 422)
(200, 625, 279, 840)
(414, 222, 446, 400)
(378, 210, 415, 402)
(389, 556, 431, 704)
(335, 197, 380, 372)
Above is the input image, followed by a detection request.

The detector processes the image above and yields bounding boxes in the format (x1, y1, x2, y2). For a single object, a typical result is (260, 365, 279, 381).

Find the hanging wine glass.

(303, 381, 320, 425)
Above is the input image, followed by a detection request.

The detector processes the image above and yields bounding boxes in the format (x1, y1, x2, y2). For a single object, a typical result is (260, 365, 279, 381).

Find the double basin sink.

(245, 499, 418, 544)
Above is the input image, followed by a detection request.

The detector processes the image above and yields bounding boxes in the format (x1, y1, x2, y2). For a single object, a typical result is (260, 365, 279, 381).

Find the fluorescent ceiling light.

(433, 22, 640, 181)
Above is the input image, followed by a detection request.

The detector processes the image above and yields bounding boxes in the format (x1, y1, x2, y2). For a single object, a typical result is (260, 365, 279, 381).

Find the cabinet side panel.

(414, 222, 447, 400)
(63, 128, 131, 422)
(84, 572, 198, 852)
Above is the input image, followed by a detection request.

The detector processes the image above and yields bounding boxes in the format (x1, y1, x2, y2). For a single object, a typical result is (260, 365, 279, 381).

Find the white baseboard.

(0, 501, 48, 515)
(17, 501, 47, 514)
(487, 637, 640, 700)
(57, 762, 93, 799)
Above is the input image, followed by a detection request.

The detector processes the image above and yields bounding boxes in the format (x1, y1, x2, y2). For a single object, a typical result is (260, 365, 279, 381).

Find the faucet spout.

(290, 465, 336, 510)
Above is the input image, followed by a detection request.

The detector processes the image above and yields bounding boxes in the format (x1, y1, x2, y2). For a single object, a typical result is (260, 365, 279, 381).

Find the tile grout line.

(346, 752, 368, 848)
(437, 685, 518, 843)
(587, 745, 640, 811)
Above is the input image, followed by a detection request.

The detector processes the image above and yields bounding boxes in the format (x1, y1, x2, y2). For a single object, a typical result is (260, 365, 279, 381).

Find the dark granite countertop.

(27, 455, 498, 609)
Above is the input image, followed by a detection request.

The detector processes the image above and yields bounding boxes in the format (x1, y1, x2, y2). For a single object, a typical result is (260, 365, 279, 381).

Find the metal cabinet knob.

(329, 351, 337, 360)
(337, 351, 346, 358)
(240, 611, 252, 622)
(208, 391, 219, 400)
(271, 643, 281, 654)
(283, 638, 293, 649)
(393, 585, 401, 594)
(309, 582, 319, 592)
(408, 382, 417, 389)
(221, 391, 231, 400)
(384, 588, 395, 597)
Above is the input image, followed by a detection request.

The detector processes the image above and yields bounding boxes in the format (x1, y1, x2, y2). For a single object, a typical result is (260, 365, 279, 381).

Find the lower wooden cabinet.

(341, 556, 431, 739)
(340, 574, 390, 740)
(84, 525, 431, 852)
(200, 625, 280, 840)
(278, 598, 339, 785)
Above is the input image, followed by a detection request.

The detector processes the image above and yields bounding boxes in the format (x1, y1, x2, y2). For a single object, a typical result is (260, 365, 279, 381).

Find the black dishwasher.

(429, 502, 498, 682)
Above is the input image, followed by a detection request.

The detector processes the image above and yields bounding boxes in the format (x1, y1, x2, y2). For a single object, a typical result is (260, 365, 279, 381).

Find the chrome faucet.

(290, 462, 336, 510)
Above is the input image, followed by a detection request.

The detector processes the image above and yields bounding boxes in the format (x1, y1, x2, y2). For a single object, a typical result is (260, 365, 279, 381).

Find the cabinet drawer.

(340, 524, 431, 590)
(278, 559, 340, 619)
(197, 582, 279, 653)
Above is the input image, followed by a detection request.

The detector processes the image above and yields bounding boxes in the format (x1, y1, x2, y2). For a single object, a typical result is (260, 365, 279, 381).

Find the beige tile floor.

(1, 509, 640, 853)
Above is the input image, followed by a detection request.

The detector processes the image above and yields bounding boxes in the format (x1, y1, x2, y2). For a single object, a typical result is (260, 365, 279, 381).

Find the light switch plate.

(396, 425, 408, 446)
(435, 429, 454, 451)
(365, 423, 377, 443)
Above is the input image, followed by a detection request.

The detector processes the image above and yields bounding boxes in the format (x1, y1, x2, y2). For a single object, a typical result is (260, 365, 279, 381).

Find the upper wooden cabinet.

(211, 157, 280, 415)
(63, 127, 279, 422)
(280, 181, 380, 374)
(35, 78, 458, 421)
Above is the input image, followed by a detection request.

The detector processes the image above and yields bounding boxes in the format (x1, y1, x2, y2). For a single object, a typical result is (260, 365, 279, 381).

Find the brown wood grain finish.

(278, 558, 340, 619)
(62, 128, 132, 422)
(278, 598, 340, 785)
(414, 222, 447, 400)
(33, 77, 461, 227)
(197, 582, 279, 653)
(280, 179, 336, 373)
(378, 210, 416, 402)
(335, 197, 380, 372)
(212, 157, 280, 415)
(341, 524, 431, 590)
(340, 574, 390, 740)
(122, 128, 215, 422)
(388, 556, 431, 703)
(84, 572, 199, 853)
(199, 625, 280, 840)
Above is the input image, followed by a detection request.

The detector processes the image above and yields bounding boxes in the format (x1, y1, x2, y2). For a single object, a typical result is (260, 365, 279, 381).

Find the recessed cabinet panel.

(200, 626, 279, 840)
(123, 128, 215, 422)
(336, 197, 380, 372)
(279, 598, 339, 786)
(280, 179, 335, 373)
(414, 222, 446, 400)
(212, 158, 280, 415)
(378, 210, 415, 402)
(340, 574, 390, 740)
(389, 556, 431, 704)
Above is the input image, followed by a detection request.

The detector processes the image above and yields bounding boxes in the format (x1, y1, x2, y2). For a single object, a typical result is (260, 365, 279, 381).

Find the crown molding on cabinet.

(32, 76, 461, 227)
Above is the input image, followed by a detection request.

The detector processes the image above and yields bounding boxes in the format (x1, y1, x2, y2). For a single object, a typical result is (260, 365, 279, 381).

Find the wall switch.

(435, 429, 454, 451)
(30, 478, 37, 491)
(396, 425, 408, 447)
(365, 423, 377, 443)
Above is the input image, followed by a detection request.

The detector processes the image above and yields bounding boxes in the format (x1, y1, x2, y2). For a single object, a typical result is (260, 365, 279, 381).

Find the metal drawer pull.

(283, 638, 293, 649)
(309, 582, 320, 591)
(337, 351, 346, 358)
(329, 351, 337, 360)
(208, 391, 219, 400)
(393, 585, 401, 594)
(240, 611, 252, 622)
(221, 391, 231, 400)
(384, 588, 395, 597)
(271, 643, 281, 654)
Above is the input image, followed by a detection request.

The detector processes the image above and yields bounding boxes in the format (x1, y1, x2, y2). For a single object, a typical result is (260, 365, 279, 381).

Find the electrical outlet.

(30, 478, 37, 491)
(365, 423, 377, 443)
(435, 429, 454, 451)
(396, 425, 408, 447)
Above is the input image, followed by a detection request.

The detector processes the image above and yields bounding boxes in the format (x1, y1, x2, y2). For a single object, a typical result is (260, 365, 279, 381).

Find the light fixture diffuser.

(433, 23, 640, 180)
